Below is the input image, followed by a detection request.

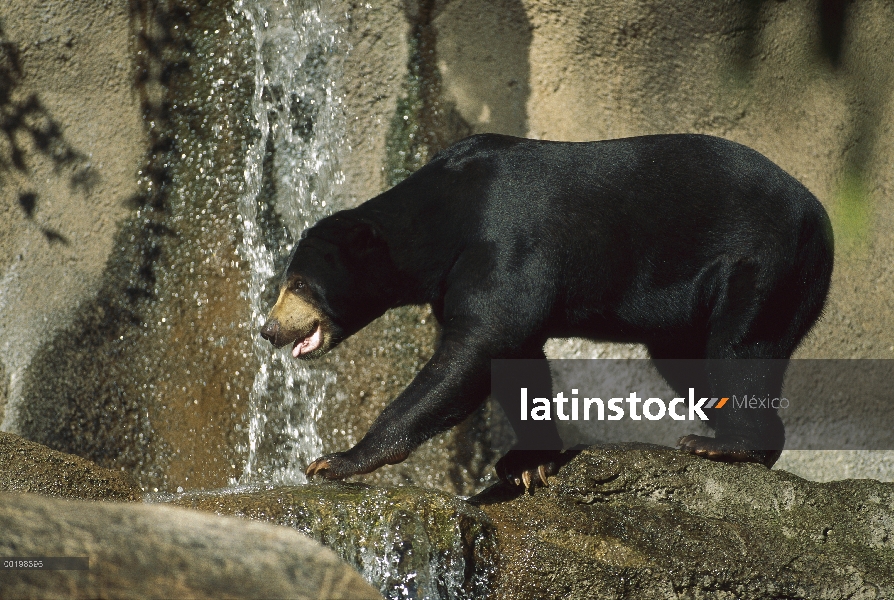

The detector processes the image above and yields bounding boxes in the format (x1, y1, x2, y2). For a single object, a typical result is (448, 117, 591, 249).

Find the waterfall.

(232, 0, 346, 485)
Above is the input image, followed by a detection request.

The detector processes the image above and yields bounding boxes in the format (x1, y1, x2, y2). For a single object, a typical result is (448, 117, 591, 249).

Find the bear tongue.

(292, 325, 322, 358)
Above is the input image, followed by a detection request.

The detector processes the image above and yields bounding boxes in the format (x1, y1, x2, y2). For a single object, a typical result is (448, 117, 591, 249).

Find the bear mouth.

(292, 324, 322, 358)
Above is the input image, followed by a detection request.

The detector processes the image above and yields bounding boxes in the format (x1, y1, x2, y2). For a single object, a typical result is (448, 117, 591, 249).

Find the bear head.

(260, 213, 395, 359)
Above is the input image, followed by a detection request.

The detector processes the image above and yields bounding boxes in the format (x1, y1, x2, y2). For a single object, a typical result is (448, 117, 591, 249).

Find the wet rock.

(0, 491, 381, 600)
(171, 483, 496, 599)
(0, 432, 140, 501)
(472, 443, 894, 600)
(165, 445, 894, 598)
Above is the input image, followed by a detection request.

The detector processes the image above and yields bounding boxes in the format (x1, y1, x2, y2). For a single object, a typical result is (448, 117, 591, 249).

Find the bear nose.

(260, 318, 280, 345)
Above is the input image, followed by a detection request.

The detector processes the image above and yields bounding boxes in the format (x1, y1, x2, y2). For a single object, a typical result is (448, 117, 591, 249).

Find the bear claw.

(538, 464, 549, 486)
(305, 458, 331, 478)
(517, 466, 549, 490)
(496, 448, 575, 492)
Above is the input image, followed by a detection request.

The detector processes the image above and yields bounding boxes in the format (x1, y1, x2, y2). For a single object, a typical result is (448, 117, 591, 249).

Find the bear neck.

(352, 184, 471, 309)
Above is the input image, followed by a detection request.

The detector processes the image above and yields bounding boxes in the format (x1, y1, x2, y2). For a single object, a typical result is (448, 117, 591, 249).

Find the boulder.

(165, 444, 894, 599)
(0, 432, 140, 501)
(0, 491, 381, 600)
(473, 444, 894, 599)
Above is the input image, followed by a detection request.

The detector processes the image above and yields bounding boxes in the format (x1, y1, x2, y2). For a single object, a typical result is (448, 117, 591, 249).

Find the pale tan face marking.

(268, 287, 322, 339)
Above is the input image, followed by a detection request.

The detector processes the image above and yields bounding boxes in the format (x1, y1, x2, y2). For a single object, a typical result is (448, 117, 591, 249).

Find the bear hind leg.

(676, 260, 794, 467)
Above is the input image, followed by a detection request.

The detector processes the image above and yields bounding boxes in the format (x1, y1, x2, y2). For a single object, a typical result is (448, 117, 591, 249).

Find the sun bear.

(260, 133, 833, 488)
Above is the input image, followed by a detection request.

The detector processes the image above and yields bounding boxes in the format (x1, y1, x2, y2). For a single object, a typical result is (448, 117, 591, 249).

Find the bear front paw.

(305, 454, 342, 479)
(305, 447, 411, 480)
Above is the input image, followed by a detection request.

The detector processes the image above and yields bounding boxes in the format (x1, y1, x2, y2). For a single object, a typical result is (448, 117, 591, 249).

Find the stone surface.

(170, 482, 496, 599)
(0, 0, 144, 433)
(775, 449, 894, 483)
(169, 444, 894, 598)
(0, 491, 381, 600)
(1, 0, 259, 492)
(1, 0, 893, 493)
(473, 444, 894, 599)
(0, 432, 140, 502)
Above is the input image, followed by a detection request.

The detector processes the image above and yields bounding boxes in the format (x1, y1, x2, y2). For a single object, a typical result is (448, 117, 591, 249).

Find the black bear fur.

(261, 133, 834, 486)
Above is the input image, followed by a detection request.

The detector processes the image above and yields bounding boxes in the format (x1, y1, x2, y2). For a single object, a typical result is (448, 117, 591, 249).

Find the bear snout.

(261, 287, 331, 357)
(260, 318, 285, 347)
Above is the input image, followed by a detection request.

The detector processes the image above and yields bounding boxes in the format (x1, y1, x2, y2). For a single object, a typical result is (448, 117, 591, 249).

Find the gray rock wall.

(0, 0, 144, 430)
(0, 0, 891, 490)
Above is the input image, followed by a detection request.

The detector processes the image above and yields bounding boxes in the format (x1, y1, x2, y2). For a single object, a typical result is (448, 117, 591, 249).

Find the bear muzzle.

(260, 288, 330, 358)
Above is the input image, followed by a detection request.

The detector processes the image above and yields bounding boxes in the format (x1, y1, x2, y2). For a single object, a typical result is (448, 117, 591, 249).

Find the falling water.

(232, 0, 346, 484)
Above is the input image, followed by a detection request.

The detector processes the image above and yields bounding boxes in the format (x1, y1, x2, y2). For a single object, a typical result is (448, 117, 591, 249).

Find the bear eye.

(294, 281, 305, 290)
